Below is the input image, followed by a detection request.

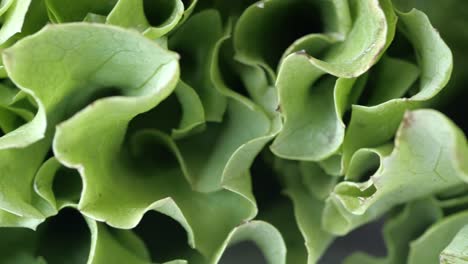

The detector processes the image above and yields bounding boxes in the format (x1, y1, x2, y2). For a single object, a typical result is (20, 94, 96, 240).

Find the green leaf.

(88, 220, 152, 264)
(324, 109, 467, 235)
(0, 84, 35, 134)
(345, 144, 393, 181)
(344, 198, 443, 264)
(409, 211, 468, 264)
(440, 225, 468, 263)
(234, 0, 353, 78)
(57, 127, 258, 262)
(0, 23, 180, 223)
(271, 0, 392, 160)
(259, 199, 309, 264)
(0, 0, 32, 44)
(435, 185, 468, 213)
(364, 56, 420, 106)
(0, 208, 153, 264)
(0, 225, 42, 264)
(107, 0, 184, 39)
(2, 22, 179, 152)
(271, 61, 354, 160)
(318, 154, 343, 177)
(34, 157, 82, 212)
(276, 159, 335, 263)
(172, 12, 280, 191)
(300, 161, 339, 201)
(0, 141, 49, 221)
(169, 9, 227, 122)
(213, 220, 286, 264)
(83, 13, 107, 23)
(175, 99, 273, 192)
(178, 0, 197, 25)
(0, 0, 464, 262)
(45, 0, 117, 23)
(342, 9, 453, 171)
(171, 81, 205, 139)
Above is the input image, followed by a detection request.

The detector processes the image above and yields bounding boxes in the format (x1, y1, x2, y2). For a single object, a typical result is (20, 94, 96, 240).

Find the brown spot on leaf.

(275, 104, 282, 113)
(402, 111, 415, 129)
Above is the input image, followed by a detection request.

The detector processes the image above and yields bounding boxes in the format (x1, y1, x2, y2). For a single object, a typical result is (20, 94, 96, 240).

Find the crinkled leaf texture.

(0, 0, 466, 263)
(342, 8, 453, 171)
(324, 109, 467, 235)
(0, 20, 287, 263)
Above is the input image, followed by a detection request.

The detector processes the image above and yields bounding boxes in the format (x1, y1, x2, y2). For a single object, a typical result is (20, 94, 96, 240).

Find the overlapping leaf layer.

(0, 0, 466, 263)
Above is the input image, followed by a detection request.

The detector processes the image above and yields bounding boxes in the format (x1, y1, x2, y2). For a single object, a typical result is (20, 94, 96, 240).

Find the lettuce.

(0, 0, 466, 263)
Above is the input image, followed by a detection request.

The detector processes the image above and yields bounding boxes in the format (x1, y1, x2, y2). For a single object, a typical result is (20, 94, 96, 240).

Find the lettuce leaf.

(0, 0, 466, 263)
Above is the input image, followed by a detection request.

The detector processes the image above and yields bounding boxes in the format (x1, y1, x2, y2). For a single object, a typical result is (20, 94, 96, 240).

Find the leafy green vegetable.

(344, 198, 443, 264)
(324, 109, 467, 235)
(440, 225, 468, 263)
(409, 211, 468, 264)
(342, 9, 453, 171)
(0, 0, 466, 263)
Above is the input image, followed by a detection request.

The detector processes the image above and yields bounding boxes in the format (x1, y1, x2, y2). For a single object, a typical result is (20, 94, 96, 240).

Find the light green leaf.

(271, 63, 355, 160)
(83, 13, 107, 23)
(392, 0, 468, 115)
(324, 109, 467, 235)
(440, 225, 468, 264)
(163, 261, 187, 264)
(0, 0, 32, 44)
(342, 9, 453, 171)
(57, 127, 258, 262)
(213, 221, 286, 264)
(0, 208, 44, 229)
(2, 21, 179, 152)
(1, 23, 180, 223)
(0, 0, 463, 263)
(177, 0, 197, 24)
(345, 144, 393, 181)
(13, 22, 269, 263)
(0, 141, 49, 220)
(271, 0, 392, 160)
(409, 211, 468, 264)
(17, 0, 48, 37)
